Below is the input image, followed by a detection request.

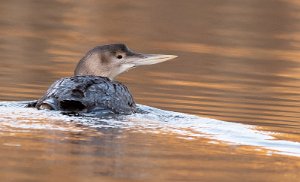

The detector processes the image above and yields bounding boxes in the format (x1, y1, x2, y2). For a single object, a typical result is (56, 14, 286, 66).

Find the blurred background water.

(0, 0, 300, 181)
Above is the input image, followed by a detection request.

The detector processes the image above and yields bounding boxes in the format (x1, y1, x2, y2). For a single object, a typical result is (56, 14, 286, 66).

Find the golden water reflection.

(1, 0, 300, 181)
(1, 129, 300, 182)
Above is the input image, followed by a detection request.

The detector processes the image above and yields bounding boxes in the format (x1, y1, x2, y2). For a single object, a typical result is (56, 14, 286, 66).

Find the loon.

(34, 44, 177, 115)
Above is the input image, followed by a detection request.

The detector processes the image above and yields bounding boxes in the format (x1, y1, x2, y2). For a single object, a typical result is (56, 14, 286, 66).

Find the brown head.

(74, 44, 177, 80)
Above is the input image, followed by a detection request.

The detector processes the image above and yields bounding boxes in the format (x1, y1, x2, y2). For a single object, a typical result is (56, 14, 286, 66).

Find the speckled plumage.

(33, 44, 176, 116)
(36, 76, 136, 115)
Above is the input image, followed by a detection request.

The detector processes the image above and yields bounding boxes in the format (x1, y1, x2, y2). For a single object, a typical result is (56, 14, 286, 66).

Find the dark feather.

(36, 76, 136, 115)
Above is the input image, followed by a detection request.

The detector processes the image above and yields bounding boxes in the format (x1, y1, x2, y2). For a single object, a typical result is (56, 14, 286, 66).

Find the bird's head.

(74, 44, 177, 80)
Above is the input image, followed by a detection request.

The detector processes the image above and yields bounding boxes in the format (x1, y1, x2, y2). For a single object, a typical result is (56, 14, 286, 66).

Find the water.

(1, 0, 300, 181)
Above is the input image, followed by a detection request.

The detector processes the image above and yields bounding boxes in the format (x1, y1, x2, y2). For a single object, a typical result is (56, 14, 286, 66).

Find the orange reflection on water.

(1, 0, 300, 181)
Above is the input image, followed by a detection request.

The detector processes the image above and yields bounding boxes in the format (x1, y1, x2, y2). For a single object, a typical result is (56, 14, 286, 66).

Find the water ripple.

(1, 101, 300, 157)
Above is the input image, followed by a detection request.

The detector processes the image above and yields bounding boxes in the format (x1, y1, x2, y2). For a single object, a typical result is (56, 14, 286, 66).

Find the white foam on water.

(129, 105, 300, 157)
(0, 101, 300, 157)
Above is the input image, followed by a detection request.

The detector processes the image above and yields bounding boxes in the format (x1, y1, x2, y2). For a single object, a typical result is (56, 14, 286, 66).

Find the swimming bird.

(34, 44, 177, 115)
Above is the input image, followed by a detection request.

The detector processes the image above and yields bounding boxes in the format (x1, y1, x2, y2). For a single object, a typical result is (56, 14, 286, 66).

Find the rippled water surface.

(1, 0, 300, 181)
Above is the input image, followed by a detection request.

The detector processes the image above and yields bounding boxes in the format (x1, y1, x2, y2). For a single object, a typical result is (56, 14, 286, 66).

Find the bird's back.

(36, 76, 136, 115)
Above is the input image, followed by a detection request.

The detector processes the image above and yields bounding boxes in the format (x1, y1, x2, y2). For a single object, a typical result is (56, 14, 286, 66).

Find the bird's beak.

(109, 52, 178, 80)
(124, 53, 178, 67)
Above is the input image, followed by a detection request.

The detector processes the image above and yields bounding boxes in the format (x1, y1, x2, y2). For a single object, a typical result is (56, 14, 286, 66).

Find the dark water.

(1, 0, 300, 181)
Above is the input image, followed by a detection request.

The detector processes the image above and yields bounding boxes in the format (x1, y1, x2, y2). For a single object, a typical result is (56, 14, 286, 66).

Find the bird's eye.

(117, 55, 123, 59)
